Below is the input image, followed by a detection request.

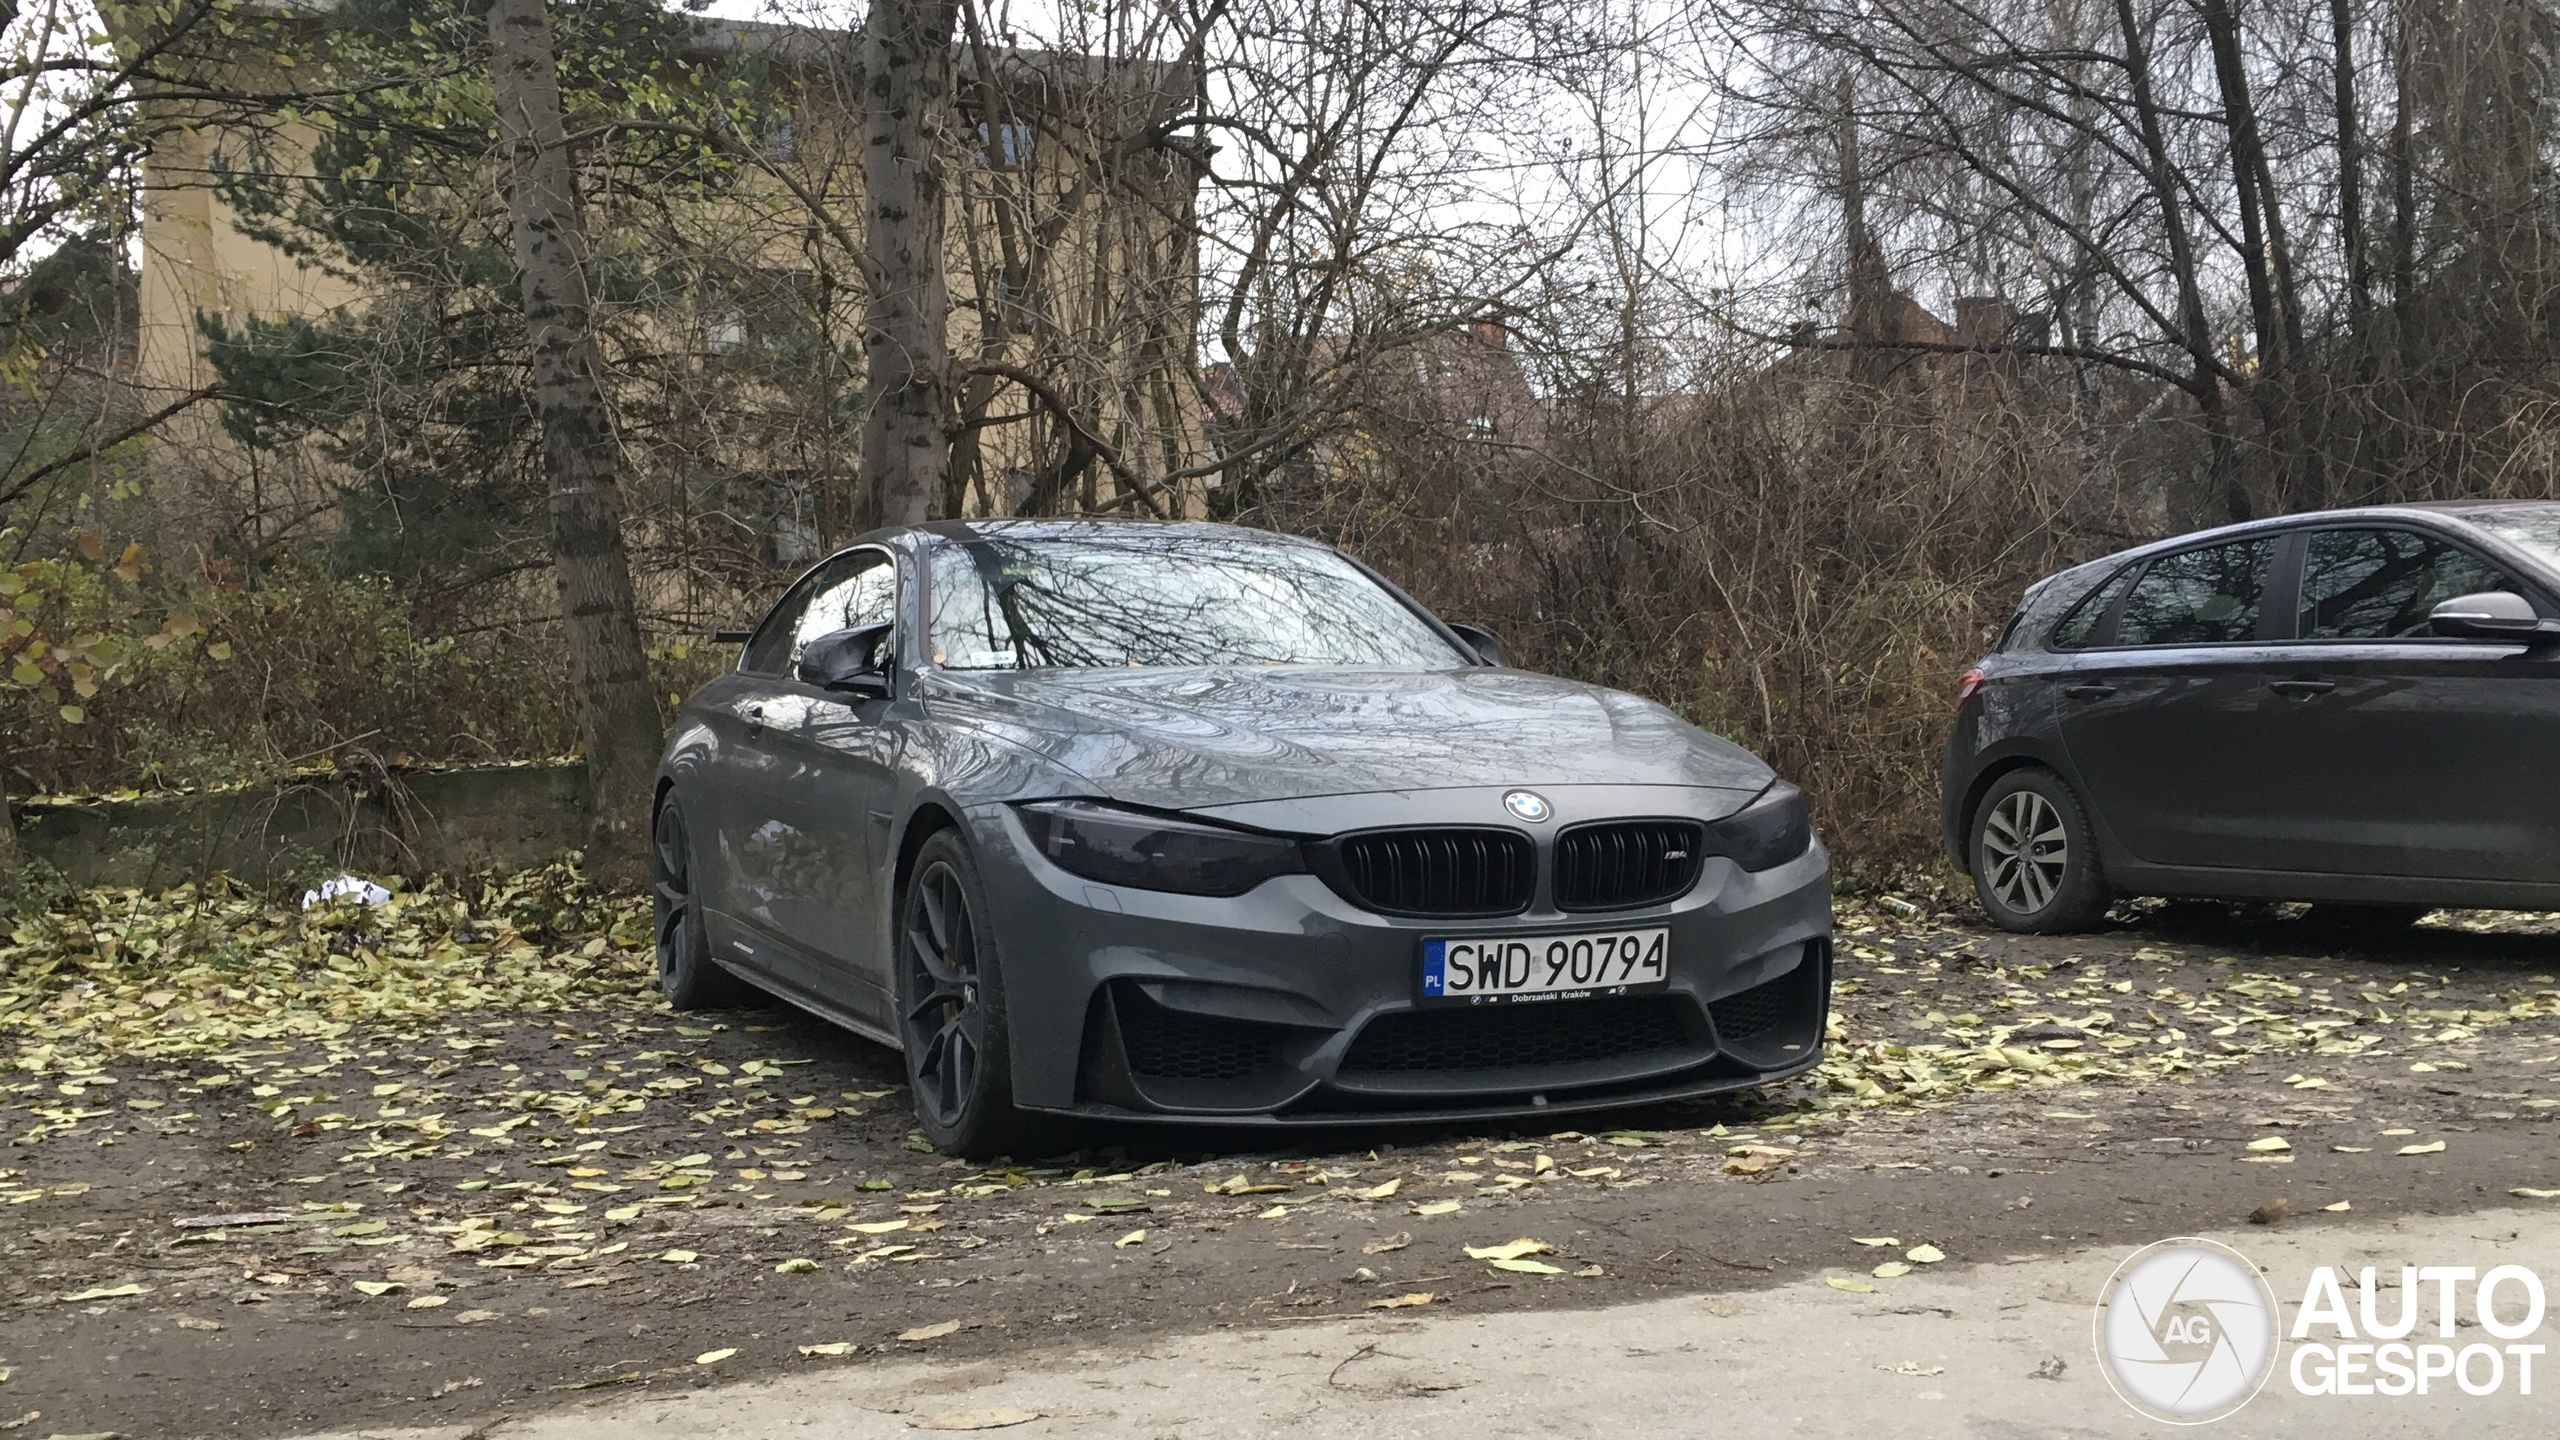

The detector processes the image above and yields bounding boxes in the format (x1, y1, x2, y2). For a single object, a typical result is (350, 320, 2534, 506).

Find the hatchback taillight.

(1954, 667, 1986, 708)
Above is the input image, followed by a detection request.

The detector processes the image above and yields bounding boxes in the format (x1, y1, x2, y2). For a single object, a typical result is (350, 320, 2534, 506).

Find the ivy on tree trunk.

(486, 0, 662, 887)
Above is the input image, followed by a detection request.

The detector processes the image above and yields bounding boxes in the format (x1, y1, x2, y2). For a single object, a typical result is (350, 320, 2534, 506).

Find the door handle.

(2062, 683, 2117, 700)
(2269, 679, 2336, 698)
(744, 703, 766, 735)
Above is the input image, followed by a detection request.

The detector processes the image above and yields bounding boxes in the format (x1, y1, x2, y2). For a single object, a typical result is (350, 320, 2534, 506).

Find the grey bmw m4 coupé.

(654, 520, 1833, 1156)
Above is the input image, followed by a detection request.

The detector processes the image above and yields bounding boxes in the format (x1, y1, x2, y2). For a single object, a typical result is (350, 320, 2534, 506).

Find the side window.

(739, 550, 897, 676)
(741, 574, 822, 675)
(2114, 537, 2274, 647)
(2048, 566, 2136, 650)
(2298, 528, 2515, 640)
(788, 554, 897, 668)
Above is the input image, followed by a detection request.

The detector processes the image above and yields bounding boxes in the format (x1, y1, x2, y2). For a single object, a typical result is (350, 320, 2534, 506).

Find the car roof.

(2028, 501, 2555, 599)
(865, 517, 1326, 549)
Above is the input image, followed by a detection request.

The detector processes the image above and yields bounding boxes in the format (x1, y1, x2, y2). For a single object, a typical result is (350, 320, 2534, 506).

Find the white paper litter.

(301, 874, 393, 909)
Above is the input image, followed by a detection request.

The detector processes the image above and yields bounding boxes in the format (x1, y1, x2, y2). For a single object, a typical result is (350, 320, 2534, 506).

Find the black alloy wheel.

(1971, 767, 2111, 934)
(897, 829, 1031, 1158)
(654, 800, 749, 1009)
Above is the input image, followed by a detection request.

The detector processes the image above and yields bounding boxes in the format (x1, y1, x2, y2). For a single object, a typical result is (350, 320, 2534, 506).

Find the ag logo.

(2093, 1238, 2280, 1423)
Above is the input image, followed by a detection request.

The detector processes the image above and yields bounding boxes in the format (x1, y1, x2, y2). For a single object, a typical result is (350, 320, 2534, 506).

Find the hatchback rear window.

(2114, 537, 2275, 646)
(2047, 567, 2134, 650)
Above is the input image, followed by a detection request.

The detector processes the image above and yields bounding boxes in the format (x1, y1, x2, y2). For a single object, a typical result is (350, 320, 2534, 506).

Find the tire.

(897, 829, 1034, 1159)
(653, 799, 752, 1010)
(1970, 767, 2111, 934)
(2302, 902, 2432, 932)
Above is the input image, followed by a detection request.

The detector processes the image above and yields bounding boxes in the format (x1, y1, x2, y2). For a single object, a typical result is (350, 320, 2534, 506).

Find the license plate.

(1419, 928, 1670, 1005)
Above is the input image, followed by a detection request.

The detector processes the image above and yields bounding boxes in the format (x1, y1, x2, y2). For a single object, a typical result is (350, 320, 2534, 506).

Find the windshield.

(2465, 505, 2560, 578)
(924, 530, 1469, 671)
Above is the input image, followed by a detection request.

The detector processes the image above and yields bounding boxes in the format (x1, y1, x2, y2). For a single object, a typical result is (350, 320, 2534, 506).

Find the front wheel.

(1970, 768, 2111, 934)
(897, 830, 1033, 1159)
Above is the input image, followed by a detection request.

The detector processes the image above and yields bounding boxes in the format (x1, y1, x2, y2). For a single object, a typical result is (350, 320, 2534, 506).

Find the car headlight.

(1701, 781, 1814, 871)
(1016, 799, 1307, 896)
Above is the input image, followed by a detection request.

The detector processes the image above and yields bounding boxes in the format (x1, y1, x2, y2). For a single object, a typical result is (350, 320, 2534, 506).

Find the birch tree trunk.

(860, 0, 963, 529)
(486, 0, 661, 887)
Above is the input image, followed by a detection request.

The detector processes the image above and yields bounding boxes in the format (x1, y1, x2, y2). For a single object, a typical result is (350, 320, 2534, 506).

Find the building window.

(979, 120, 1034, 169)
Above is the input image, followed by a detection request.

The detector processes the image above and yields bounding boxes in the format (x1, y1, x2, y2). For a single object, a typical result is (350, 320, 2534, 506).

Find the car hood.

(916, 665, 1773, 810)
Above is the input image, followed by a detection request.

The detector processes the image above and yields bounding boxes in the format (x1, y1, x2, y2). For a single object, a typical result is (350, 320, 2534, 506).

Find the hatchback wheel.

(1971, 768, 2110, 934)
(897, 830, 1033, 1159)
(653, 800, 750, 1009)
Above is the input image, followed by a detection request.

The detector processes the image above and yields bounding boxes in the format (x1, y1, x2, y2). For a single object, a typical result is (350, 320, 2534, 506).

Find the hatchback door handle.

(2269, 679, 2336, 697)
(2062, 683, 2117, 700)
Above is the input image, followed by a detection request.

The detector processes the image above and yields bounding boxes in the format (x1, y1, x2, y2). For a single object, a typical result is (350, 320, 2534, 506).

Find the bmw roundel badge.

(1503, 790, 1553, 823)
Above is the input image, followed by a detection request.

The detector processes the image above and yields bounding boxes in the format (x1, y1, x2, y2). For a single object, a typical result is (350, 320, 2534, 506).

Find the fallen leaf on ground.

(1572, 1265, 1603, 1278)
(848, 1220, 909, 1235)
(407, 1295, 449, 1309)
(58, 1284, 149, 1302)
(1826, 1276, 1876, 1293)
(1905, 1244, 1945, 1264)
(2322, 1201, 2353, 1212)
(2333, 1146, 2372, 1154)
(453, 1309, 500, 1324)
(799, 1342, 854, 1357)
(1411, 1201, 1462, 1217)
(1362, 1232, 1412, 1255)
(1489, 1258, 1563, 1274)
(911, 1412, 1041, 1432)
(774, 1257, 820, 1274)
(351, 1281, 402, 1296)
(174, 1211, 293, 1229)
(2398, 1141, 2447, 1156)
(657, 1249, 698, 1264)
(1353, 1179, 1401, 1200)
(175, 1316, 222, 1331)
(1114, 1230, 1147, 1248)
(1464, 1238, 1550, 1262)
(2247, 1198, 2288, 1225)
(899, 1319, 970, 1342)
(1871, 1261, 1911, 1278)
(2513, 1187, 2560, 1199)
(2245, 1137, 2291, 1153)
(1851, 1236, 1899, 1247)
(1368, 1292, 1433, 1309)
(694, 1349, 736, 1366)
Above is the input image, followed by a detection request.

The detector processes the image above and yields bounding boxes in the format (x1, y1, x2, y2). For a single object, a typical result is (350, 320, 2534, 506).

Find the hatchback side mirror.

(1448, 622, 1506, 667)
(795, 622, 896, 697)
(2429, 590, 2560, 644)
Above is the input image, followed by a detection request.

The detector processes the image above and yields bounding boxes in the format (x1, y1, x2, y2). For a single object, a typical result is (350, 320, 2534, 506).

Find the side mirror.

(795, 622, 896, 698)
(2429, 590, 2560, 644)
(1448, 622, 1506, 667)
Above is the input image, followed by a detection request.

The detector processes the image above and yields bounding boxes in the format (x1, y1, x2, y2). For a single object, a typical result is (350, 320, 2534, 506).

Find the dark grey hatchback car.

(1943, 501, 2560, 933)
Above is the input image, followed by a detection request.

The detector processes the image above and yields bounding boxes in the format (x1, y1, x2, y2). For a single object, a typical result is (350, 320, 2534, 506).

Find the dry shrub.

(6, 557, 733, 797)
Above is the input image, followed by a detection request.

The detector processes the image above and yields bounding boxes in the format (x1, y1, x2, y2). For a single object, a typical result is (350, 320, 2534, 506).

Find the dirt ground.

(6, 893, 2560, 1439)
